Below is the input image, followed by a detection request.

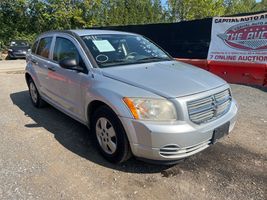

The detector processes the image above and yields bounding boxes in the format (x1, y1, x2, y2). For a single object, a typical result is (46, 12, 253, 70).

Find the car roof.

(38, 29, 139, 39)
(69, 29, 137, 36)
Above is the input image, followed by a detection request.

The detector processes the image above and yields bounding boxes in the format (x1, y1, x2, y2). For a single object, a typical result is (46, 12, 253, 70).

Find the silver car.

(25, 30, 238, 164)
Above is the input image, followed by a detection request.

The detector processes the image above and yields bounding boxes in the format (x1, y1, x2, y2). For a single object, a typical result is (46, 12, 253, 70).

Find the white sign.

(92, 40, 115, 52)
(208, 12, 267, 64)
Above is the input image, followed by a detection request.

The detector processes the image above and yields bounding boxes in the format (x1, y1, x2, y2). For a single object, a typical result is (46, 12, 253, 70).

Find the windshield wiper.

(137, 56, 170, 62)
(100, 59, 130, 67)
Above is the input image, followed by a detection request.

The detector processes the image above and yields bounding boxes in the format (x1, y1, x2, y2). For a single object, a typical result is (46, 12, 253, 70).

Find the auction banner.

(208, 12, 267, 64)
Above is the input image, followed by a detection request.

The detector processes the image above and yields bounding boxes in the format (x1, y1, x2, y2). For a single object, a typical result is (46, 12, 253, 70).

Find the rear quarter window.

(36, 37, 52, 58)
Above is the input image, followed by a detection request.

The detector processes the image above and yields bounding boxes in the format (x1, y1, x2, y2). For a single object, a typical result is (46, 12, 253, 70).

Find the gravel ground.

(0, 64, 266, 199)
(0, 59, 25, 73)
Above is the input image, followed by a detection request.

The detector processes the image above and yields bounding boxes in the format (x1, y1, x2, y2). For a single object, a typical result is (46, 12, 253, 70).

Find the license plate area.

(212, 122, 230, 144)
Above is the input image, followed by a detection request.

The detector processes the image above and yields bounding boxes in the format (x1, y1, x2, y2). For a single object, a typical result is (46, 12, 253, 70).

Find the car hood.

(101, 61, 226, 98)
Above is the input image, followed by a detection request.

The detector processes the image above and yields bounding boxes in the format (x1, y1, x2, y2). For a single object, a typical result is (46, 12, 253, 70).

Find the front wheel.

(91, 106, 131, 163)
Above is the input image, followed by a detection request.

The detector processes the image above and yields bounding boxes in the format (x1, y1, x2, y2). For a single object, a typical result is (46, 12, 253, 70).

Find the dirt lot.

(0, 59, 25, 73)
(0, 60, 266, 200)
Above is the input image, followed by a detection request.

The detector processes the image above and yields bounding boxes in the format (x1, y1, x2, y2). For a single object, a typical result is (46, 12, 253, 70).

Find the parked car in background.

(25, 30, 238, 164)
(7, 40, 30, 59)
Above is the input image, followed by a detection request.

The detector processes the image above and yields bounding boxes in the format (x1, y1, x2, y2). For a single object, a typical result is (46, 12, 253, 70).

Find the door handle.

(48, 67, 56, 72)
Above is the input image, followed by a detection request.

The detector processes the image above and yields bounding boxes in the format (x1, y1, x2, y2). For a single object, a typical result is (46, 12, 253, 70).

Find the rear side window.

(53, 37, 86, 71)
(31, 40, 38, 54)
(36, 37, 52, 58)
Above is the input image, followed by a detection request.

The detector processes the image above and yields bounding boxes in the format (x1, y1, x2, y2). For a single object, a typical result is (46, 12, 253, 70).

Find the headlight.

(123, 97, 177, 121)
(8, 49, 13, 52)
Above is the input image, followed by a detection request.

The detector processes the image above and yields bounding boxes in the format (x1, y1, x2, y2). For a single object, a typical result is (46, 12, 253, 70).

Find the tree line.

(0, 0, 266, 46)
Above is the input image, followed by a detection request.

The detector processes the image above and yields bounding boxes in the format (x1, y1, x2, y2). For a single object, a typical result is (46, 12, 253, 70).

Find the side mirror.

(59, 58, 83, 72)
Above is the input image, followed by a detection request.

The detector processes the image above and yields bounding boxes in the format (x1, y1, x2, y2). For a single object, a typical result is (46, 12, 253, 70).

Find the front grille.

(187, 89, 232, 124)
(14, 53, 26, 56)
(14, 52, 26, 56)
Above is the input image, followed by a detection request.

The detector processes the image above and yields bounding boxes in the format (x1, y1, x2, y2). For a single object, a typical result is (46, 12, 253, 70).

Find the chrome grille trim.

(187, 89, 232, 124)
(159, 140, 211, 158)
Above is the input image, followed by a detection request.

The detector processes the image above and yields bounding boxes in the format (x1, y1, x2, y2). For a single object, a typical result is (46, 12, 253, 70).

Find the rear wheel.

(28, 78, 46, 108)
(91, 106, 131, 163)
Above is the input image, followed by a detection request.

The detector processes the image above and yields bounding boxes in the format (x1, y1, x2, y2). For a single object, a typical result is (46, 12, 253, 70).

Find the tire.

(5, 55, 11, 60)
(91, 106, 131, 163)
(27, 78, 46, 108)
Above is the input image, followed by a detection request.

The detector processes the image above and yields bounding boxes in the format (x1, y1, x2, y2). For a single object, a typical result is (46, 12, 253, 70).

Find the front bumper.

(120, 100, 238, 162)
(8, 51, 26, 58)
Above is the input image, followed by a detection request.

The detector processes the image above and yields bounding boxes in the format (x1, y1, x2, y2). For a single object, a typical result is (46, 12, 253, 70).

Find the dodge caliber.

(25, 30, 238, 164)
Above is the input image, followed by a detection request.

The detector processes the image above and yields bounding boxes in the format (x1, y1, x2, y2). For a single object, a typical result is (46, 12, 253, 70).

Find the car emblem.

(211, 96, 218, 116)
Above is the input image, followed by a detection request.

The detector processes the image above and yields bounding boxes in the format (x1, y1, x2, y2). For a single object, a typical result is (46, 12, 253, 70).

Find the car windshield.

(82, 34, 172, 68)
(10, 40, 29, 47)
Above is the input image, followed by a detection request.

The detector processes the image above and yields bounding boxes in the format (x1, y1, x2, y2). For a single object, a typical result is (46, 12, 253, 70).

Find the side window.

(31, 40, 38, 53)
(36, 37, 52, 58)
(53, 37, 86, 69)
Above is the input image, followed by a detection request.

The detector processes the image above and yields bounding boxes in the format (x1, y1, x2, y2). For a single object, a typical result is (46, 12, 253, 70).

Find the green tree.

(96, 0, 167, 26)
(0, 0, 29, 45)
(224, 0, 258, 15)
(254, 0, 267, 11)
(0, 0, 266, 46)
(167, 0, 225, 21)
(45, 0, 86, 29)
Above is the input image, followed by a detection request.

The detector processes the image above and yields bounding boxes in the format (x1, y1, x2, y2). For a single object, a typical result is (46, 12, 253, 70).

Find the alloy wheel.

(95, 117, 117, 154)
(29, 82, 38, 104)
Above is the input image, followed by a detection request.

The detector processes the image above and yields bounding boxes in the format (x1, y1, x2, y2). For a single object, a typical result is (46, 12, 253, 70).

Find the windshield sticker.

(92, 40, 115, 52)
(96, 54, 109, 63)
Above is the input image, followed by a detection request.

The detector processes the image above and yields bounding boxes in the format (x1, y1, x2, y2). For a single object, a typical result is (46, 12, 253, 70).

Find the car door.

(32, 36, 53, 98)
(47, 35, 89, 120)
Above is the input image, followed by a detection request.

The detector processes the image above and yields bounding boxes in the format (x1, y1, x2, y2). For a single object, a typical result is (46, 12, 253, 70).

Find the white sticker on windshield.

(92, 40, 115, 52)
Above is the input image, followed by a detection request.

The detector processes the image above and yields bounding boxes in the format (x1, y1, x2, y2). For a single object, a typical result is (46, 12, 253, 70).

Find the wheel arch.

(86, 98, 137, 147)
(87, 100, 117, 127)
(25, 72, 32, 86)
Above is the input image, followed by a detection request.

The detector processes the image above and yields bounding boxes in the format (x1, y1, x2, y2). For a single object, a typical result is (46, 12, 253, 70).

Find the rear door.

(27, 39, 39, 74)
(32, 36, 54, 98)
(47, 35, 89, 119)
